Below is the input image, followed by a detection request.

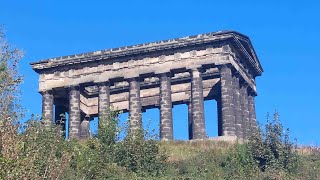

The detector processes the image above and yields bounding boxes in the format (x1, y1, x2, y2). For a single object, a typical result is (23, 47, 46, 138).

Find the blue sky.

(1, 0, 319, 145)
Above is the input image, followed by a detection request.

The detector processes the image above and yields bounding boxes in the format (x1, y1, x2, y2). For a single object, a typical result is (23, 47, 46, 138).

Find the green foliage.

(222, 144, 259, 179)
(66, 109, 167, 179)
(0, 115, 71, 179)
(115, 133, 167, 176)
(248, 111, 299, 176)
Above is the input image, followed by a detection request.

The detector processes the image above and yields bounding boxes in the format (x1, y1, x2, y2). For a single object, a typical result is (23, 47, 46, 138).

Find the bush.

(66, 109, 167, 179)
(248, 111, 299, 176)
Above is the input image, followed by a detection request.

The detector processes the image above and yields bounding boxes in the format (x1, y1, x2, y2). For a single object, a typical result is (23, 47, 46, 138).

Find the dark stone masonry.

(31, 31, 263, 140)
(129, 77, 142, 135)
(190, 68, 206, 139)
(68, 86, 81, 139)
(160, 73, 173, 140)
(98, 82, 110, 124)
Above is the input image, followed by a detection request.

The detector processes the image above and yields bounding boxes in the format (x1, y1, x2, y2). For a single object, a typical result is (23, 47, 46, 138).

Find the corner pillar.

(41, 90, 53, 127)
(190, 68, 206, 139)
(187, 101, 193, 140)
(218, 65, 236, 137)
(159, 73, 173, 140)
(68, 85, 81, 139)
(240, 83, 250, 139)
(232, 75, 243, 139)
(128, 77, 142, 135)
(248, 92, 257, 136)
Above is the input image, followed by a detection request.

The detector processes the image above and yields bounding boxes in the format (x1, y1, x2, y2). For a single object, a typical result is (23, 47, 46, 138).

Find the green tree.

(248, 111, 298, 177)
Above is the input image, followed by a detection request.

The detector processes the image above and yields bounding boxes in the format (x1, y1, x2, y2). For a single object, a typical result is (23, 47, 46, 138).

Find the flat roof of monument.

(30, 30, 263, 75)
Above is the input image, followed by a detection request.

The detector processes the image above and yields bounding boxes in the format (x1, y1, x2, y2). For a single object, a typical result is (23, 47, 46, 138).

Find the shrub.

(248, 111, 299, 176)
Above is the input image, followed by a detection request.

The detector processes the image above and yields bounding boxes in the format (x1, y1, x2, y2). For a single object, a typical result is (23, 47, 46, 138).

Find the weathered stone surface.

(248, 93, 257, 136)
(32, 31, 263, 141)
(187, 101, 193, 140)
(190, 68, 206, 139)
(218, 65, 236, 137)
(240, 84, 250, 139)
(159, 73, 173, 140)
(41, 90, 53, 127)
(68, 86, 81, 139)
(232, 75, 243, 139)
(98, 82, 110, 125)
(128, 77, 142, 135)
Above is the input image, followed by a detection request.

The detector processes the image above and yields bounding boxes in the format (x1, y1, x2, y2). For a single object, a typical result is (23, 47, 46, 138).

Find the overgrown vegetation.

(1, 27, 319, 179)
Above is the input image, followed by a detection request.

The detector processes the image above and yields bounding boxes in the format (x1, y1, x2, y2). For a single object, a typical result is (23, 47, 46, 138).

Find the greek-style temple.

(30, 31, 263, 140)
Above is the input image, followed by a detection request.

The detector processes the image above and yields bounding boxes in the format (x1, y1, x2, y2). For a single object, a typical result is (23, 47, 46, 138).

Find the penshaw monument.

(30, 31, 263, 141)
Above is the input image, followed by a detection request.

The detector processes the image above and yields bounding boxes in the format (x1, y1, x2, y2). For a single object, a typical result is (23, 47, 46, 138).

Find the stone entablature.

(31, 30, 263, 141)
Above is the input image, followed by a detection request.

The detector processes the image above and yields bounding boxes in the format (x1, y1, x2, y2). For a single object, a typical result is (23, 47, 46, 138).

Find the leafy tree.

(0, 26, 24, 178)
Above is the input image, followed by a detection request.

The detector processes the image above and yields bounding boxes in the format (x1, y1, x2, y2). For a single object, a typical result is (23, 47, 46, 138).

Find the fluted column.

(80, 113, 90, 139)
(128, 77, 142, 135)
(98, 82, 110, 125)
(190, 68, 206, 139)
(240, 83, 250, 139)
(68, 86, 81, 139)
(41, 90, 53, 127)
(187, 101, 193, 140)
(248, 93, 257, 136)
(218, 65, 236, 136)
(159, 73, 173, 140)
(232, 75, 243, 139)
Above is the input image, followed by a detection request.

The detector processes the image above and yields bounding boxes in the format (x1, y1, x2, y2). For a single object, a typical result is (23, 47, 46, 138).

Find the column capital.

(39, 89, 53, 95)
(66, 85, 80, 91)
(189, 66, 204, 73)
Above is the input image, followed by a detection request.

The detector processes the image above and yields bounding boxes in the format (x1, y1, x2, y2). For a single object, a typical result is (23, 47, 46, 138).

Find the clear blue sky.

(1, 0, 319, 145)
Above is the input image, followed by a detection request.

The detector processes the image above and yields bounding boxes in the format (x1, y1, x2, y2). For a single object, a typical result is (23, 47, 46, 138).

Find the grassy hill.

(160, 140, 320, 179)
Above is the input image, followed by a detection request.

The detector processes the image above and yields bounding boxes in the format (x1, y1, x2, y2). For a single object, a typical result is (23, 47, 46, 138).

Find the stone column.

(68, 86, 81, 139)
(190, 68, 206, 139)
(98, 82, 110, 125)
(232, 75, 243, 139)
(248, 92, 257, 136)
(216, 97, 223, 136)
(80, 113, 90, 139)
(128, 77, 142, 135)
(41, 90, 53, 127)
(187, 101, 193, 140)
(218, 65, 236, 136)
(55, 104, 67, 136)
(159, 73, 173, 140)
(240, 83, 250, 139)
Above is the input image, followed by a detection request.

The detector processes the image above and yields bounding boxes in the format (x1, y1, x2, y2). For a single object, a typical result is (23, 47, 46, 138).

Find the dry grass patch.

(160, 139, 234, 163)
